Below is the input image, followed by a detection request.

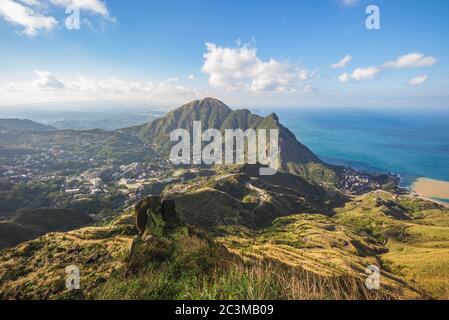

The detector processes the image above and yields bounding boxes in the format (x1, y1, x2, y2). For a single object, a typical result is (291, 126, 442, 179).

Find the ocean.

(274, 108, 449, 189)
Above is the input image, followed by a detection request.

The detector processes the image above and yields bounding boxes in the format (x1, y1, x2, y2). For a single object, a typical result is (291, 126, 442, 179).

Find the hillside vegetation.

(0, 119, 55, 132)
(0, 208, 93, 250)
(2, 189, 448, 300)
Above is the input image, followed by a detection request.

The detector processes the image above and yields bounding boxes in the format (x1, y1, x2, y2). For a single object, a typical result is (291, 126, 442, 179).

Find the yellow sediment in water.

(412, 178, 449, 200)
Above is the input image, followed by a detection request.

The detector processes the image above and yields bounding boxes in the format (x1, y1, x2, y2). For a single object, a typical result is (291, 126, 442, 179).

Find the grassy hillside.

(0, 208, 93, 250)
(334, 191, 449, 299)
(163, 165, 345, 228)
(3, 190, 448, 300)
(0, 210, 135, 300)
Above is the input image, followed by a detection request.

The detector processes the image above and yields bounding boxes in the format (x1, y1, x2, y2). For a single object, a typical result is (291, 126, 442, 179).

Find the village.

(0, 146, 174, 219)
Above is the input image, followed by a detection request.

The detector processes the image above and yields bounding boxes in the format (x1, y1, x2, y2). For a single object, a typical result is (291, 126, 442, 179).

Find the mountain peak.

(266, 113, 280, 123)
(139, 98, 322, 168)
(199, 97, 226, 105)
(180, 97, 231, 112)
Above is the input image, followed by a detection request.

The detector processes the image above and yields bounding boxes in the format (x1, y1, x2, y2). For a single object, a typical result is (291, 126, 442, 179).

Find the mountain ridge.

(138, 98, 321, 164)
(0, 119, 55, 132)
(135, 98, 340, 188)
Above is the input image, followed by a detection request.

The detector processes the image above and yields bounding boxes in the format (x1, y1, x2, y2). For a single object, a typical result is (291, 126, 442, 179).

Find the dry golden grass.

(216, 213, 420, 299)
(334, 191, 449, 299)
(0, 212, 135, 300)
(2, 191, 448, 300)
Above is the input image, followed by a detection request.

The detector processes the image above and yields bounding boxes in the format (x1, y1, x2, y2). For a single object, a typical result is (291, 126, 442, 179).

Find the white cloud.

(50, 0, 109, 17)
(33, 70, 65, 89)
(331, 55, 352, 69)
(384, 53, 438, 69)
(65, 76, 198, 97)
(188, 74, 195, 81)
(339, 53, 438, 83)
(408, 75, 429, 86)
(339, 67, 381, 82)
(339, 73, 350, 83)
(201, 42, 315, 93)
(1, 71, 199, 101)
(351, 66, 382, 81)
(0, 0, 57, 36)
(0, 0, 111, 36)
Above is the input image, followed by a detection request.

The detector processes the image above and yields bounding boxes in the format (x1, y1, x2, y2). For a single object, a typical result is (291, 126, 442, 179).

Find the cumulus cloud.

(0, 0, 110, 36)
(0, 0, 57, 36)
(331, 55, 352, 69)
(201, 42, 315, 94)
(339, 67, 381, 82)
(188, 74, 195, 81)
(1, 71, 199, 100)
(68, 76, 198, 97)
(33, 70, 65, 89)
(339, 52, 438, 83)
(408, 75, 429, 86)
(384, 53, 438, 69)
(339, 73, 350, 83)
(351, 66, 382, 81)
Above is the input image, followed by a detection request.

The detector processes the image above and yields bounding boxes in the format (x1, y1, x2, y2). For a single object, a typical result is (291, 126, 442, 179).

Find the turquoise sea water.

(275, 108, 449, 188)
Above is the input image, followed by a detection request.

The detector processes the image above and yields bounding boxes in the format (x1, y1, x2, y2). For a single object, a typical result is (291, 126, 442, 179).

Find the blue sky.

(0, 0, 448, 108)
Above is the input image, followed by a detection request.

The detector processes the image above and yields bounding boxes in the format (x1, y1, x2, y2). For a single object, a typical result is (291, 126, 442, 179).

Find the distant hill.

(0, 208, 93, 249)
(0, 119, 55, 132)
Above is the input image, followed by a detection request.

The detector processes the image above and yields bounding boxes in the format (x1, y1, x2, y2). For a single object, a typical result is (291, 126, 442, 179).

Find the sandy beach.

(412, 178, 449, 207)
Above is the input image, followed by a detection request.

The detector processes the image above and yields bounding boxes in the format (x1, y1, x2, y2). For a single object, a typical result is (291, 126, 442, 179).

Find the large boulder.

(127, 196, 182, 274)
(134, 196, 181, 238)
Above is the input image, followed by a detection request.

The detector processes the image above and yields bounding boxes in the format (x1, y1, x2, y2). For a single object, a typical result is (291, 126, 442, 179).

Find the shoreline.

(411, 178, 449, 208)
(409, 193, 449, 209)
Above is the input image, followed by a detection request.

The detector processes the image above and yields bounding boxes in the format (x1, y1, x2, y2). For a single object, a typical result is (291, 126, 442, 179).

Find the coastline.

(411, 178, 449, 208)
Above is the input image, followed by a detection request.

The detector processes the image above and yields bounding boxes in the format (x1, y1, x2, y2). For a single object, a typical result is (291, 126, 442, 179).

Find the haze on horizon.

(0, 0, 448, 110)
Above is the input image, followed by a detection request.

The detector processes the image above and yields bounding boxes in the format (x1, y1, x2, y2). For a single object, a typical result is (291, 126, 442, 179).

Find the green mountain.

(139, 98, 319, 163)
(137, 98, 340, 188)
(0, 119, 55, 132)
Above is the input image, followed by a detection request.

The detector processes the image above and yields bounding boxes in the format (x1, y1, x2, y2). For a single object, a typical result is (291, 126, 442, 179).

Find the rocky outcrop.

(134, 196, 181, 238)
